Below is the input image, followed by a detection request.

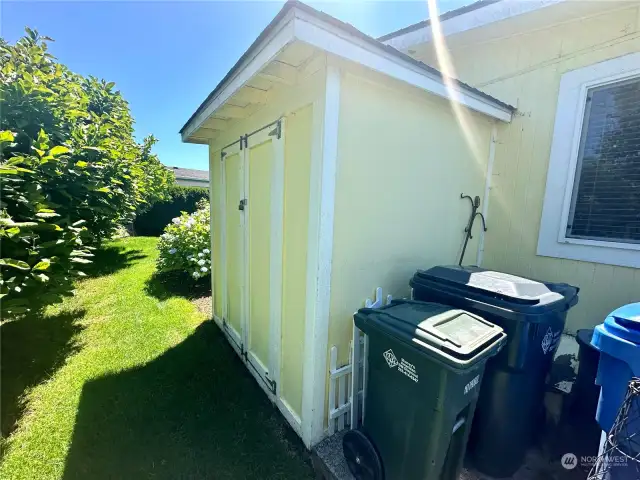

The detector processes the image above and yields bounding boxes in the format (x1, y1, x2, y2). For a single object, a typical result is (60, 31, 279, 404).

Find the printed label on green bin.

(383, 349, 419, 383)
(398, 359, 419, 382)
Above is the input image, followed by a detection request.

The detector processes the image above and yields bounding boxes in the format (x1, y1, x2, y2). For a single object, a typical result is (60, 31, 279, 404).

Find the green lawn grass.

(1, 237, 313, 480)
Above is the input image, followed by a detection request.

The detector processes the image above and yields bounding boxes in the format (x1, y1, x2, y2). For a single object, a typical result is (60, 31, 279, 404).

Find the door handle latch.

(238, 199, 247, 211)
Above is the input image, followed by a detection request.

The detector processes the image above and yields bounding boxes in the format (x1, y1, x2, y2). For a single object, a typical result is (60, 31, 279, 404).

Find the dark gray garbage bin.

(344, 299, 506, 480)
(410, 266, 579, 477)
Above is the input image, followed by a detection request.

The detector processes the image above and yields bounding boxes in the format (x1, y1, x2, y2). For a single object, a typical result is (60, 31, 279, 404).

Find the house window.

(538, 53, 640, 268)
(566, 78, 640, 244)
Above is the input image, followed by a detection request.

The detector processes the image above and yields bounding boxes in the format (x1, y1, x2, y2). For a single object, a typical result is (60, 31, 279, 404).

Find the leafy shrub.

(0, 130, 93, 315)
(0, 29, 174, 238)
(134, 185, 208, 236)
(157, 200, 211, 280)
(0, 29, 174, 317)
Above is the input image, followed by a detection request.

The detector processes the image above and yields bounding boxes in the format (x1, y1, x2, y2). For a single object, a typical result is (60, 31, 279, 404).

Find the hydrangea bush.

(157, 200, 211, 280)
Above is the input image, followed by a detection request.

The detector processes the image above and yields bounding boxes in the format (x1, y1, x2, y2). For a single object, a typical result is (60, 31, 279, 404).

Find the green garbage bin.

(344, 299, 506, 480)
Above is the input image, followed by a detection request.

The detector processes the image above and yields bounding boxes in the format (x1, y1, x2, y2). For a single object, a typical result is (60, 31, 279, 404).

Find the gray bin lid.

(417, 266, 564, 305)
(355, 300, 506, 368)
(411, 266, 579, 315)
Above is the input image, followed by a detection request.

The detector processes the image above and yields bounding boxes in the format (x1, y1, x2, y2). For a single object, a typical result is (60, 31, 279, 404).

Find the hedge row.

(134, 185, 209, 236)
(1, 29, 173, 316)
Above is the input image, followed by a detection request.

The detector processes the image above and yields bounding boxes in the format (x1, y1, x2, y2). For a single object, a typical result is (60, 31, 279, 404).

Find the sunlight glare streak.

(426, 0, 487, 168)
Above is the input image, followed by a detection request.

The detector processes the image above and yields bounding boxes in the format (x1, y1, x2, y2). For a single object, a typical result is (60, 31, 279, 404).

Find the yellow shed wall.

(280, 103, 314, 416)
(412, 5, 640, 333)
(328, 66, 494, 364)
(208, 67, 325, 417)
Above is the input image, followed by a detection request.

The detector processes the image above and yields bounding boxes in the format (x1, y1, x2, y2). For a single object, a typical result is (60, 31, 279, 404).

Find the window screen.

(567, 77, 640, 244)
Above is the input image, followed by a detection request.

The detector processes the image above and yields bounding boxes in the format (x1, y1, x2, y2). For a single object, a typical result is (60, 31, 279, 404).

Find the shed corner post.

(301, 63, 342, 448)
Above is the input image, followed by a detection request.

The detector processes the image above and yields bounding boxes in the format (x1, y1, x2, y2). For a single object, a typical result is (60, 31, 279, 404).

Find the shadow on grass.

(144, 271, 211, 301)
(1, 309, 85, 442)
(83, 244, 147, 278)
(62, 321, 312, 480)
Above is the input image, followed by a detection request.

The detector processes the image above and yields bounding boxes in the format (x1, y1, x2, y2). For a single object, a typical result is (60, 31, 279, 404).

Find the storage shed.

(180, 0, 513, 448)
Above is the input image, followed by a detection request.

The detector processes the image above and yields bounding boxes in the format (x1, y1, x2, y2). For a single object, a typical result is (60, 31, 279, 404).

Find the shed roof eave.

(181, 1, 514, 143)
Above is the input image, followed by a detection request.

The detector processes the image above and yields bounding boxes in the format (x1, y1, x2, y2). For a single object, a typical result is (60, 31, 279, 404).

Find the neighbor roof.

(180, 0, 514, 137)
(168, 166, 209, 182)
(377, 0, 500, 42)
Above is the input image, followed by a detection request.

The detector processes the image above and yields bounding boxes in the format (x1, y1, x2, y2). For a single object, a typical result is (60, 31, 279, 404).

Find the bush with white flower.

(156, 199, 211, 280)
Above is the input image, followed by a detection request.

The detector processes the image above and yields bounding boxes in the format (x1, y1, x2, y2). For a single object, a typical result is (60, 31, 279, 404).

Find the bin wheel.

(343, 429, 383, 480)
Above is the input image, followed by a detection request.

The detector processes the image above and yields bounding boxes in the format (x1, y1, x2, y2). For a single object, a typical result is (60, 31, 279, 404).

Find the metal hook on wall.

(459, 193, 488, 266)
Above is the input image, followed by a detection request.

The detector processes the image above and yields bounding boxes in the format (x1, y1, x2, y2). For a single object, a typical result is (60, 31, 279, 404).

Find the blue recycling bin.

(591, 303, 640, 433)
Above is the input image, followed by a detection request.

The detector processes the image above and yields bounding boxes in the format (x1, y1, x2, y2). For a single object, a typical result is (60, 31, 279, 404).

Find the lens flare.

(426, 0, 488, 167)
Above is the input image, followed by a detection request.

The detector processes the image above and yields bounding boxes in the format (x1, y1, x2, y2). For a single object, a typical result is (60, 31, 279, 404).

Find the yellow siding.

(224, 152, 244, 337)
(413, 5, 640, 332)
(280, 104, 314, 416)
(247, 141, 273, 368)
(329, 67, 494, 363)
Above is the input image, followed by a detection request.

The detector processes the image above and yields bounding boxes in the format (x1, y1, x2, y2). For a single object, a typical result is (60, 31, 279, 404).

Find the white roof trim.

(383, 0, 566, 51)
(182, 5, 512, 141)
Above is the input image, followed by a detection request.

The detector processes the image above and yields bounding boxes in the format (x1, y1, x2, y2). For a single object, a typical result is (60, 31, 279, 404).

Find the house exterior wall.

(328, 64, 494, 365)
(410, 4, 640, 333)
(208, 67, 325, 420)
(175, 178, 209, 188)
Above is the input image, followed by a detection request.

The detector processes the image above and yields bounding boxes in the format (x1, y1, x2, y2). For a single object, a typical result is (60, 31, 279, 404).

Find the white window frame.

(537, 53, 640, 268)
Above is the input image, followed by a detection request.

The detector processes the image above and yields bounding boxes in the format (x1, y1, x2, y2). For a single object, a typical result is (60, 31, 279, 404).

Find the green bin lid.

(355, 300, 505, 367)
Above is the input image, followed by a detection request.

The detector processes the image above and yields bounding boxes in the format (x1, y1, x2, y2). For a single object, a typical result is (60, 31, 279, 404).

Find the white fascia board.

(384, 0, 566, 51)
(292, 11, 512, 122)
(181, 11, 296, 142)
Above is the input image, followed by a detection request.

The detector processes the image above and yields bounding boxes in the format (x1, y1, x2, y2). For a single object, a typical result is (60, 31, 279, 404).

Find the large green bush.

(0, 28, 174, 317)
(0, 130, 92, 315)
(156, 200, 211, 280)
(134, 185, 208, 236)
